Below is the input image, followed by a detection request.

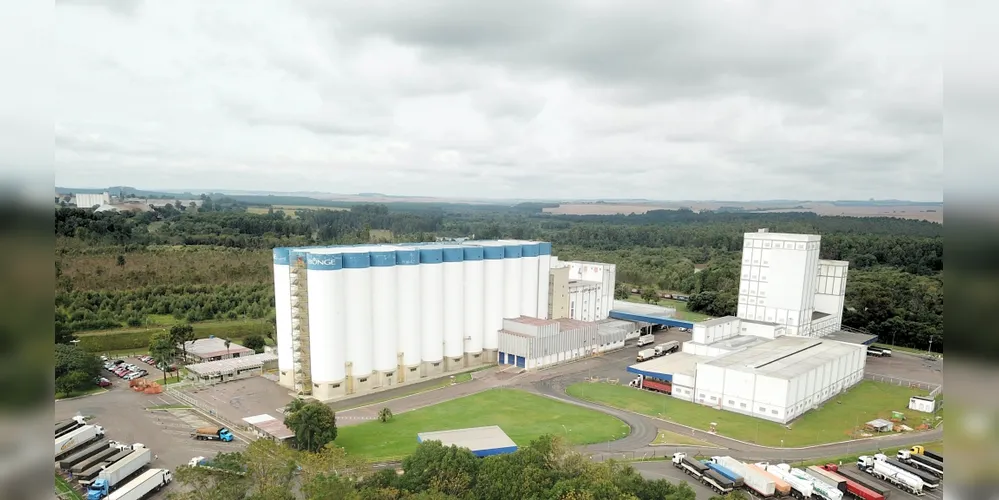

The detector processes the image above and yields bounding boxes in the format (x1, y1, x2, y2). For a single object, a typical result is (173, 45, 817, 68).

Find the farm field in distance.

(334, 388, 631, 461)
(624, 294, 712, 322)
(543, 201, 943, 223)
(566, 380, 937, 448)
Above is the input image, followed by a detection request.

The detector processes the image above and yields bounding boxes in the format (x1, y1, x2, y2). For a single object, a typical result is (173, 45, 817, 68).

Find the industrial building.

(416, 426, 518, 458)
(272, 241, 620, 400)
(497, 317, 639, 369)
(184, 352, 278, 384)
(627, 229, 873, 424)
(181, 337, 255, 363)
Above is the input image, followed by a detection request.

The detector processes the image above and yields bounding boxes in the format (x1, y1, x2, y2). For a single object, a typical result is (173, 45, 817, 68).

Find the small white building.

(182, 337, 255, 363)
(908, 396, 937, 414)
(497, 316, 636, 370)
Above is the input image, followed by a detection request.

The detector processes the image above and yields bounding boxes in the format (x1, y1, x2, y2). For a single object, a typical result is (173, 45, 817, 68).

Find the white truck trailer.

(84, 445, 152, 499)
(56, 424, 106, 459)
(106, 468, 172, 500)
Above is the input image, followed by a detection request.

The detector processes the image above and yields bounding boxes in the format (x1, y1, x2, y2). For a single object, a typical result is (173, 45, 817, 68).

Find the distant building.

(74, 192, 110, 208)
(182, 337, 255, 363)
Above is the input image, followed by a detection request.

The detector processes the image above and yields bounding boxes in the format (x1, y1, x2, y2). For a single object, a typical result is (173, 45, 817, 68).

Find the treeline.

(169, 435, 701, 500)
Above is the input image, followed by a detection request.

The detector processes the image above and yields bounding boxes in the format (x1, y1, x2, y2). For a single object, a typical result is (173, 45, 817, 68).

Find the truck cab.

(86, 478, 109, 500)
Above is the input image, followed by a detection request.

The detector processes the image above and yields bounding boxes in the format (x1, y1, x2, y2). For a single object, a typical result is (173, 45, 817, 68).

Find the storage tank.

(520, 242, 540, 317)
(481, 243, 506, 350)
(305, 250, 346, 383)
(396, 248, 422, 367)
(462, 246, 485, 354)
(536, 242, 552, 319)
(341, 248, 374, 378)
(272, 248, 293, 379)
(370, 248, 398, 373)
(502, 242, 523, 319)
(419, 247, 444, 363)
(441, 247, 465, 360)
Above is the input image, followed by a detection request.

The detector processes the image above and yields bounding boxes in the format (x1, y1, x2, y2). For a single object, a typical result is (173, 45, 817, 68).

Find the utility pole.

(928, 335, 934, 354)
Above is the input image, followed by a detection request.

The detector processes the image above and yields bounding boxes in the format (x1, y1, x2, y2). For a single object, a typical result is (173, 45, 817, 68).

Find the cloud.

(50, 0, 942, 200)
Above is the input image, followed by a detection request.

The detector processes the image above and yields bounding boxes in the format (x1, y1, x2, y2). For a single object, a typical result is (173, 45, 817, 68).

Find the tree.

(170, 324, 196, 363)
(378, 407, 393, 422)
(224, 338, 231, 357)
(243, 335, 266, 353)
(116, 254, 126, 267)
(398, 440, 480, 497)
(54, 343, 101, 379)
(56, 370, 94, 396)
(640, 288, 658, 304)
(149, 331, 177, 385)
(283, 400, 337, 452)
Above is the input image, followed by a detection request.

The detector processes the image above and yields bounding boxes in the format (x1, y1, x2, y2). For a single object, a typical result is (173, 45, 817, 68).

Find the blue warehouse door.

(516, 356, 526, 368)
(499, 352, 506, 364)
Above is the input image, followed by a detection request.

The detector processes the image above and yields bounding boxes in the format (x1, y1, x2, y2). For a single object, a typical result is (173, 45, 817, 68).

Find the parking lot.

(56, 361, 248, 498)
(180, 376, 295, 424)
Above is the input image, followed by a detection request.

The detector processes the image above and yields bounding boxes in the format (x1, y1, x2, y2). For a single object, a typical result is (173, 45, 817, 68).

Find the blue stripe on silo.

(342, 252, 371, 269)
(462, 246, 484, 261)
(442, 247, 464, 262)
(419, 248, 443, 264)
(396, 249, 419, 265)
(369, 250, 396, 267)
(482, 246, 504, 260)
(539, 242, 552, 255)
(521, 242, 540, 257)
(503, 244, 522, 258)
(306, 253, 343, 271)
(273, 247, 290, 265)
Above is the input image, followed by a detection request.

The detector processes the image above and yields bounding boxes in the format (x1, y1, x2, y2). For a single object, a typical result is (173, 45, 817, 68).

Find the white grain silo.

(341, 247, 374, 383)
(395, 247, 422, 378)
(462, 245, 485, 357)
(441, 246, 465, 367)
(304, 249, 346, 399)
(369, 248, 399, 377)
(479, 242, 506, 355)
(520, 241, 540, 317)
(536, 242, 553, 319)
(419, 247, 445, 371)
(272, 248, 294, 388)
(502, 241, 523, 319)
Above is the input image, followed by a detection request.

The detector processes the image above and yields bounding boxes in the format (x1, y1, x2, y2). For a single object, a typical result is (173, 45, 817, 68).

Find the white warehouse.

(273, 240, 618, 400)
(627, 229, 872, 424)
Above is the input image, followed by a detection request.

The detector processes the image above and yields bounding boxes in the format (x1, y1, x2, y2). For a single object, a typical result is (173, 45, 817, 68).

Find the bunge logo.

(61, 438, 75, 451)
(307, 255, 340, 267)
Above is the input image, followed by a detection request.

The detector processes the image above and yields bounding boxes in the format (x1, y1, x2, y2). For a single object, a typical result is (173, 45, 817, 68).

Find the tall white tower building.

(737, 229, 821, 336)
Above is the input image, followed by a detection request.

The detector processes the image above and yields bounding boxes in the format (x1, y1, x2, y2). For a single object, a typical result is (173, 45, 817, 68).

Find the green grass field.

(55, 385, 106, 400)
(55, 474, 82, 500)
(625, 295, 711, 322)
(77, 318, 272, 353)
(566, 381, 931, 447)
(247, 205, 348, 217)
(335, 388, 631, 461)
(651, 429, 718, 447)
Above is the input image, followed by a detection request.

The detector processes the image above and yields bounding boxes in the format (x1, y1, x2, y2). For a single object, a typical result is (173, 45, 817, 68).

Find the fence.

(864, 373, 940, 393)
(165, 386, 251, 433)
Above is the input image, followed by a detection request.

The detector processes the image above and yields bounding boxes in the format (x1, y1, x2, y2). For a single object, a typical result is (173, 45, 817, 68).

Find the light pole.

(928, 335, 934, 354)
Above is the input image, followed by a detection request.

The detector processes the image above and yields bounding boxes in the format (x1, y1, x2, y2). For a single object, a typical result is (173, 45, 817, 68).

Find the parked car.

(124, 371, 147, 381)
(95, 377, 112, 387)
(115, 367, 130, 377)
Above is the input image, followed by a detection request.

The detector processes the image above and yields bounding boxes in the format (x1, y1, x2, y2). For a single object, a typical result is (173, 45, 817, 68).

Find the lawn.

(55, 385, 106, 400)
(335, 388, 631, 461)
(55, 474, 82, 500)
(335, 368, 483, 411)
(566, 380, 931, 448)
(625, 295, 711, 322)
(795, 440, 944, 468)
(873, 343, 942, 358)
(77, 318, 272, 353)
(651, 429, 719, 447)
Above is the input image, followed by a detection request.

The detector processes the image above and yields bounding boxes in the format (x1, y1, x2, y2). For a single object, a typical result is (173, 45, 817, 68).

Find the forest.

(54, 203, 943, 352)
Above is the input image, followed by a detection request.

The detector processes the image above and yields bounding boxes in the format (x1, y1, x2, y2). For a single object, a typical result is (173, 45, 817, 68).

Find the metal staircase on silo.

(290, 260, 312, 395)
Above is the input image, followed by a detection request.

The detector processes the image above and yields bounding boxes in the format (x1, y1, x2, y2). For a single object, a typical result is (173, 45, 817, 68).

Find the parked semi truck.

(703, 460, 744, 488)
(763, 463, 813, 499)
(710, 456, 777, 498)
(819, 464, 887, 500)
(56, 424, 106, 459)
(786, 465, 842, 500)
(106, 468, 172, 500)
(85, 444, 152, 500)
(636, 349, 656, 362)
(78, 448, 134, 485)
(866, 346, 892, 357)
(896, 449, 944, 477)
(909, 445, 943, 463)
(627, 374, 672, 394)
(877, 454, 939, 488)
(806, 465, 847, 494)
(857, 455, 923, 495)
(56, 416, 88, 438)
(670, 453, 734, 494)
(59, 440, 111, 470)
(654, 341, 679, 356)
(192, 426, 234, 442)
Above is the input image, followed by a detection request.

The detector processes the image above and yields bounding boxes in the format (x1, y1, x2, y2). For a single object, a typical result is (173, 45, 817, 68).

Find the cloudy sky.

(52, 0, 942, 201)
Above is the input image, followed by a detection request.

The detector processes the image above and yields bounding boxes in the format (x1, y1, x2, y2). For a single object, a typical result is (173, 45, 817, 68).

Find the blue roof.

(609, 310, 694, 329)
